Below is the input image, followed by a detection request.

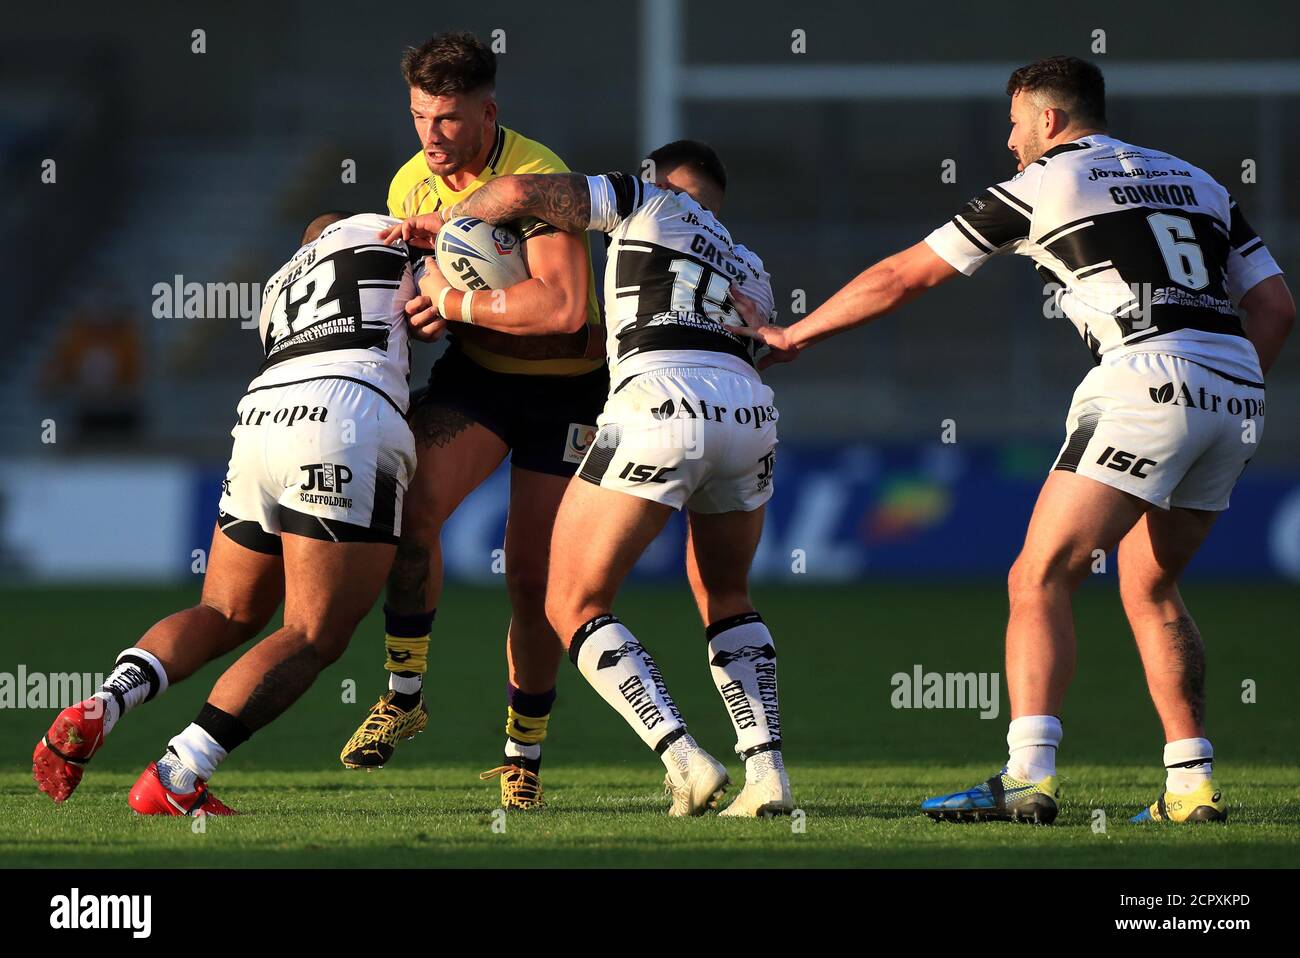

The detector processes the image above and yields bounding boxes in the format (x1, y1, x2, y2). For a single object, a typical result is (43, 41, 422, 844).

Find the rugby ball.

(435, 216, 528, 291)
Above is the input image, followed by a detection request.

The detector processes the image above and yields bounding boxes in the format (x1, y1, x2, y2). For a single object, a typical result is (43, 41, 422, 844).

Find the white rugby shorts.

(577, 366, 777, 513)
(1053, 351, 1264, 511)
(218, 376, 416, 551)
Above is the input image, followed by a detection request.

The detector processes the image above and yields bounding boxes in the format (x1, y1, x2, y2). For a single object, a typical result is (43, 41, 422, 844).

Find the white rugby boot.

(663, 737, 729, 816)
(719, 749, 793, 817)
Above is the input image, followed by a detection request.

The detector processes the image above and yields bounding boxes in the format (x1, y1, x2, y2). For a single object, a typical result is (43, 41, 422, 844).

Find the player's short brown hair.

(401, 31, 496, 96)
(647, 140, 727, 194)
(1006, 56, 1107, 128)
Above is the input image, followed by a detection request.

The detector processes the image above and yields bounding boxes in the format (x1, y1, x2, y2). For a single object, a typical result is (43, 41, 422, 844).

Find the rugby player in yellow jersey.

(339, 32, 607, 809)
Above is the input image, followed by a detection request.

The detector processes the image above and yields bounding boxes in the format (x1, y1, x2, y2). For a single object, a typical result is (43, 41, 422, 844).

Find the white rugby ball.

(435, 217, 528, 291)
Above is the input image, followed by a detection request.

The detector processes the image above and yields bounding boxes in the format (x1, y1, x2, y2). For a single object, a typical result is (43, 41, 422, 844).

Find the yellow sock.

(385, 634, 429, 675)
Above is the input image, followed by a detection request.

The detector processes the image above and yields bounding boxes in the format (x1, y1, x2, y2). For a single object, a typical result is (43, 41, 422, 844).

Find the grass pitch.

(2, 583, 1297, 868)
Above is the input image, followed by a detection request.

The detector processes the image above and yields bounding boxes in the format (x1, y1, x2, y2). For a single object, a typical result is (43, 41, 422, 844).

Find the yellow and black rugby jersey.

(388, 124, 602, 376)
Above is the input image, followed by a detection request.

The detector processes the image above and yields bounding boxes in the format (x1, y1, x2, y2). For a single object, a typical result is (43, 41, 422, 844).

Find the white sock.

(165, 723, 228, 787)
(570, 614, 685, 752)
(93, 648, 169, 736)
(706, 613, 782, 758)
(504, 739, 541, 762)
(388, 672, 422, 696)
(1164, 737, 1213, 793)
(1006, 714, 1062, 782)
(156, 749, 198, 793)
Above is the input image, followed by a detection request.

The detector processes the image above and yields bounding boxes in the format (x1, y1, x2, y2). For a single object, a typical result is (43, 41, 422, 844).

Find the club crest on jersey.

(563, 422, 598, 464)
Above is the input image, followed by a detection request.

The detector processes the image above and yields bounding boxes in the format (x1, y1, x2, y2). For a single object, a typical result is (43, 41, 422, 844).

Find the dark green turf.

(2, 583, 1297, 867)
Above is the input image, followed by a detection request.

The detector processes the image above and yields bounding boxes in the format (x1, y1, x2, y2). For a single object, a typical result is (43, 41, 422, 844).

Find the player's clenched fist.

(728, 283, 798, 369)
(736, 323, 797, 369)
(378, 211, 447, 247)
(405, 293, 447, 342)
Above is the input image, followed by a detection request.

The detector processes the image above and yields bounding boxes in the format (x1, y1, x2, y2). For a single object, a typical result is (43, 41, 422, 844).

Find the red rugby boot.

(127, 762, 239, 816)
(33, 699, 107, 802)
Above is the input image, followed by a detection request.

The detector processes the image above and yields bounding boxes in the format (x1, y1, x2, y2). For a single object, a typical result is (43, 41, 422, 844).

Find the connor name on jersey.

(925, 134, 1282, 384)
(586, 171, 775, 383)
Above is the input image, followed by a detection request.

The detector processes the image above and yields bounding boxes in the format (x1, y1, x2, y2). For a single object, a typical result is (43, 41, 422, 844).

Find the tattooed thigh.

(409, 403, 477, 450)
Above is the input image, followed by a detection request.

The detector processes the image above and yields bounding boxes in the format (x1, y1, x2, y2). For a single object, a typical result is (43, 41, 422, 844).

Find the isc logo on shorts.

(564, 423, 598, 464)
(1096, 446, 1158, 478)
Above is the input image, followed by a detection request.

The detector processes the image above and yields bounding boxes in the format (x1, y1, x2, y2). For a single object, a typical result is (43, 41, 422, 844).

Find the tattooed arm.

(443, 173, 593, 232)
(408, 227, 591, 337)
(380, 173, 599, 342)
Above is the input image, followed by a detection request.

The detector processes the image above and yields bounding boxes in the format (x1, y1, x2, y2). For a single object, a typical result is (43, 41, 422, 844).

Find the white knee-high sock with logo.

(93, 648, 170, 735)
(706, 612, 782, 771)
(570, 614, 686, 754)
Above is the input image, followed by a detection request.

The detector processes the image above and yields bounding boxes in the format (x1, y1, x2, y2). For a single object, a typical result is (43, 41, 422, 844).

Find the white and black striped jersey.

(925, 134, 1282, 385)
(585, 173, 775, 385)
(249, 213, 422, 412)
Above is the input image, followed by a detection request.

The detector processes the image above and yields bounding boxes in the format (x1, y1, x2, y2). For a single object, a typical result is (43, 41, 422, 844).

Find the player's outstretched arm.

(1239, 274, 1295, 375)
(744, 241, 959, 362)
(377, 174, 594, 245)
(444, 173, 592, 233)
